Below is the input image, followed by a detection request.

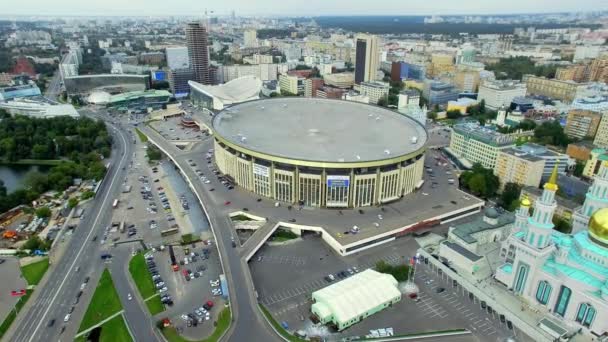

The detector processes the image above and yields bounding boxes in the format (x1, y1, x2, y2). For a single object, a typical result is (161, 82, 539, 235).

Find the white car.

(210, 279, 220, 287)
(64, 314, 71, 322)
(181, 314, 189, 321)
(158, 287, 168, 293)
(80, 283, 86, 290)
(204, 180, 211, 184)
(127, 293, 132, 301)
(422, 192, 429, 196)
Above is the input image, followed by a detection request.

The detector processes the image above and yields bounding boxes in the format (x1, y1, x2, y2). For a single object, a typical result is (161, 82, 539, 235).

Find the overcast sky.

(5, 0, 608, 17)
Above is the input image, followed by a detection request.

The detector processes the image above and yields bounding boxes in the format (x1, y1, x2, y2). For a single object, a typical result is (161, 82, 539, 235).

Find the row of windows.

(535, 282, 596, 328)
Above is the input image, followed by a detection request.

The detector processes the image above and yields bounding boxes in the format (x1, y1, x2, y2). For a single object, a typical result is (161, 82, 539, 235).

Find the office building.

(448, 122, 516, 169)
(186, 22, 211, 85)
(243, 29, 257, 48)
(423, 80, 459, 106)
(324, 73, 354, 89)
(390, 61, 408, 82)
(447, 98, 478, 114)
(594, 113, 608, 149)
(565, 109, 602, 140)
(279, 74, 304, 95)
(583, 148, 608, 178)
(166, 47, 189, 70)
(494, 147, 545, 189)
(429, 53, 455, 77)
(317, 86, 347, 99)
(524, 75, 586, 103)
(168, 68, 194, 98)
(304, 78, 324, 98)
(221, 64, 281, 83)
(139, 52, 165, 66)
(512, 143, 570, 178)
(243, 54, 273, 65)
(359, 81, 389, 105)
(478, 80, 527, 110)
(397, 89, 420, 109)
(354, 34, 379, 84)
(567, 141, 595, 162)
(454, 70, 481, 93)
(590, 56, 608, 84)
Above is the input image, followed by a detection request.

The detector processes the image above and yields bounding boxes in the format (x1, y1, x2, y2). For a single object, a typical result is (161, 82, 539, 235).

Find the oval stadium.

(212, 98, 428, 208)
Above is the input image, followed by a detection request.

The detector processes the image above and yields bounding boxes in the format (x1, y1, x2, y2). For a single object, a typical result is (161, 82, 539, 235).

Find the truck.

(169, 245, 179, 271)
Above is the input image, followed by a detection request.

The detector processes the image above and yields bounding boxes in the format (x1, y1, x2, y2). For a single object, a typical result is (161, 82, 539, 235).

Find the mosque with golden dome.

(494, 164, 608, 335)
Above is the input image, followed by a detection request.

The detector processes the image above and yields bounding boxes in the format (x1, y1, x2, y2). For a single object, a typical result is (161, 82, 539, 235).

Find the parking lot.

(142, 242, 226, 339)
(0, 257, 28, 323)
(415, 260, 533, 342)
(149, 116, 208, 142)
(249, 233, 474, 339)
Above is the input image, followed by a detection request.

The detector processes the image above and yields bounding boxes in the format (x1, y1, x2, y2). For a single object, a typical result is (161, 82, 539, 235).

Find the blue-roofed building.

(0, 83, 41, 101)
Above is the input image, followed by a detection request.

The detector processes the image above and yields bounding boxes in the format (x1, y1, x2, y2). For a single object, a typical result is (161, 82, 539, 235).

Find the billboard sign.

(253, 164, 270, 177)
(153, 70, 166, 81)
(327, 175, 350, 187)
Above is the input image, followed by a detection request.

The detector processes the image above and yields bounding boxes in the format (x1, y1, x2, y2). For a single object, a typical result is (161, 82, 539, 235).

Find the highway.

(5, 109, 136, 342)
(44, 71, 62, 102)
(140, 126, 281, 342)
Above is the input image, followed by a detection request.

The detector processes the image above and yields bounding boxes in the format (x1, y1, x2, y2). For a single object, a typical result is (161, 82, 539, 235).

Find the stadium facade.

(64, 74, 150, 95)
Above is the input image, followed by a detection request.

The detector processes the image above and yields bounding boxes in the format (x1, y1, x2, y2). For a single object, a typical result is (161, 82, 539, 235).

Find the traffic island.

(128, 252, 165, 315)
(77, 268, 123, 333)
(157, 307, 231, 342)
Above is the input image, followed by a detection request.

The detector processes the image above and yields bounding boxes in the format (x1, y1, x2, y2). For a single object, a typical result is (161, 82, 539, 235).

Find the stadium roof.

(108, 90, 171, 103)
(311, 269, 400, 325)
(189, 76, 262, 105)
(212, 98, 427, 163)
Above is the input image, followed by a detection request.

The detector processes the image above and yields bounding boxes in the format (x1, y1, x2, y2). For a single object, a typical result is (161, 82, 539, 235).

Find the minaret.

(524, 165, 559, 249)
(513, 195, 531, 234)
(572, 160, 608, 234)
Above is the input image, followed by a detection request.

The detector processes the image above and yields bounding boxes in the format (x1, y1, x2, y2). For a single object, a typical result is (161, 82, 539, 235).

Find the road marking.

(25, 122, 129, 342)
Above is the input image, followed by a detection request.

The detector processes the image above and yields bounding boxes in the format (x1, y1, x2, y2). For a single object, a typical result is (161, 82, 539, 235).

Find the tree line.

(0, 111, 111, 212)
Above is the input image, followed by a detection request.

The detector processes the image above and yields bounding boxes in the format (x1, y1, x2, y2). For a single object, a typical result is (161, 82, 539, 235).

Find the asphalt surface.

(5, 109, 142, 342)
(44, 71, 62, 102)
(141, 125, 281, 342)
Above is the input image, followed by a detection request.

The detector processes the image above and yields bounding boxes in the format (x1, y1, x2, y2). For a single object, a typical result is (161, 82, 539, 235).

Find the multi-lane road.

(5, 109, 135, 342)
(140, 125, 281, 342)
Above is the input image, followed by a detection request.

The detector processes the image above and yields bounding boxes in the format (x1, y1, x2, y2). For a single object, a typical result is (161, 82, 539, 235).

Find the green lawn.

(21, 258, 50, 285)
(160, 308, 231, 342)
(259, 305, 306, 342)
(0, 290, 33, 339)
(135, 128, 148, 142)
(146, 296, 165, 315)
(75, 315, 132, 342)
(129, 253, 157, 298)
(78, 268, 123, 332)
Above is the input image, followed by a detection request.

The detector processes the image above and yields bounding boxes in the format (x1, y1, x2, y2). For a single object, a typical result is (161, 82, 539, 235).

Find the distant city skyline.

(4, 0, 608, 17)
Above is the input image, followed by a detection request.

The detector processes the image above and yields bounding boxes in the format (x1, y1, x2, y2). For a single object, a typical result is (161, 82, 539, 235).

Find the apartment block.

(494, 147, 545, 189)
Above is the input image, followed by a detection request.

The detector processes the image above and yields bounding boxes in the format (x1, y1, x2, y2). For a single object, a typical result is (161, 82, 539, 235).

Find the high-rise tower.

(186, 22, 211, 85)
(354, 34, 379, 84)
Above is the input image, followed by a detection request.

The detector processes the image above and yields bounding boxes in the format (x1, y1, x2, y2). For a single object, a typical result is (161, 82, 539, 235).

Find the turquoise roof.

(527, 217, 554, 229)
(543, 258, 604, 289)
(501, 263, 513, 273)
(572, 231, 608, 259)
(515, 231, 525, 239)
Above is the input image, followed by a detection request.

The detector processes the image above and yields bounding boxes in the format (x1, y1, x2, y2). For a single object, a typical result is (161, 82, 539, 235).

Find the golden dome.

(520, 196, 531, 207)
(589, 208, 608, 242)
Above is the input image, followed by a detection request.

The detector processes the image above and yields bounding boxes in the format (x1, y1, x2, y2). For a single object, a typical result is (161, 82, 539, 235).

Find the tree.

(446, 110, 462, 119)
(534, 120, 571, 147)
(24, 171, 49, 194)
(146, 145, 162, 161)
(500, 182, 522, 211)
(377, 97, 388, 107)
(468, 174, 487, 196)
(68, 197, 79, 209)
(553, 217, 572, 234)
(479, 99, 485, 113)
(21, 236, 51, 251)
(573, 161, 585, 177)
(35, 206, 52, 218)
(427, 111, 437, 121)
